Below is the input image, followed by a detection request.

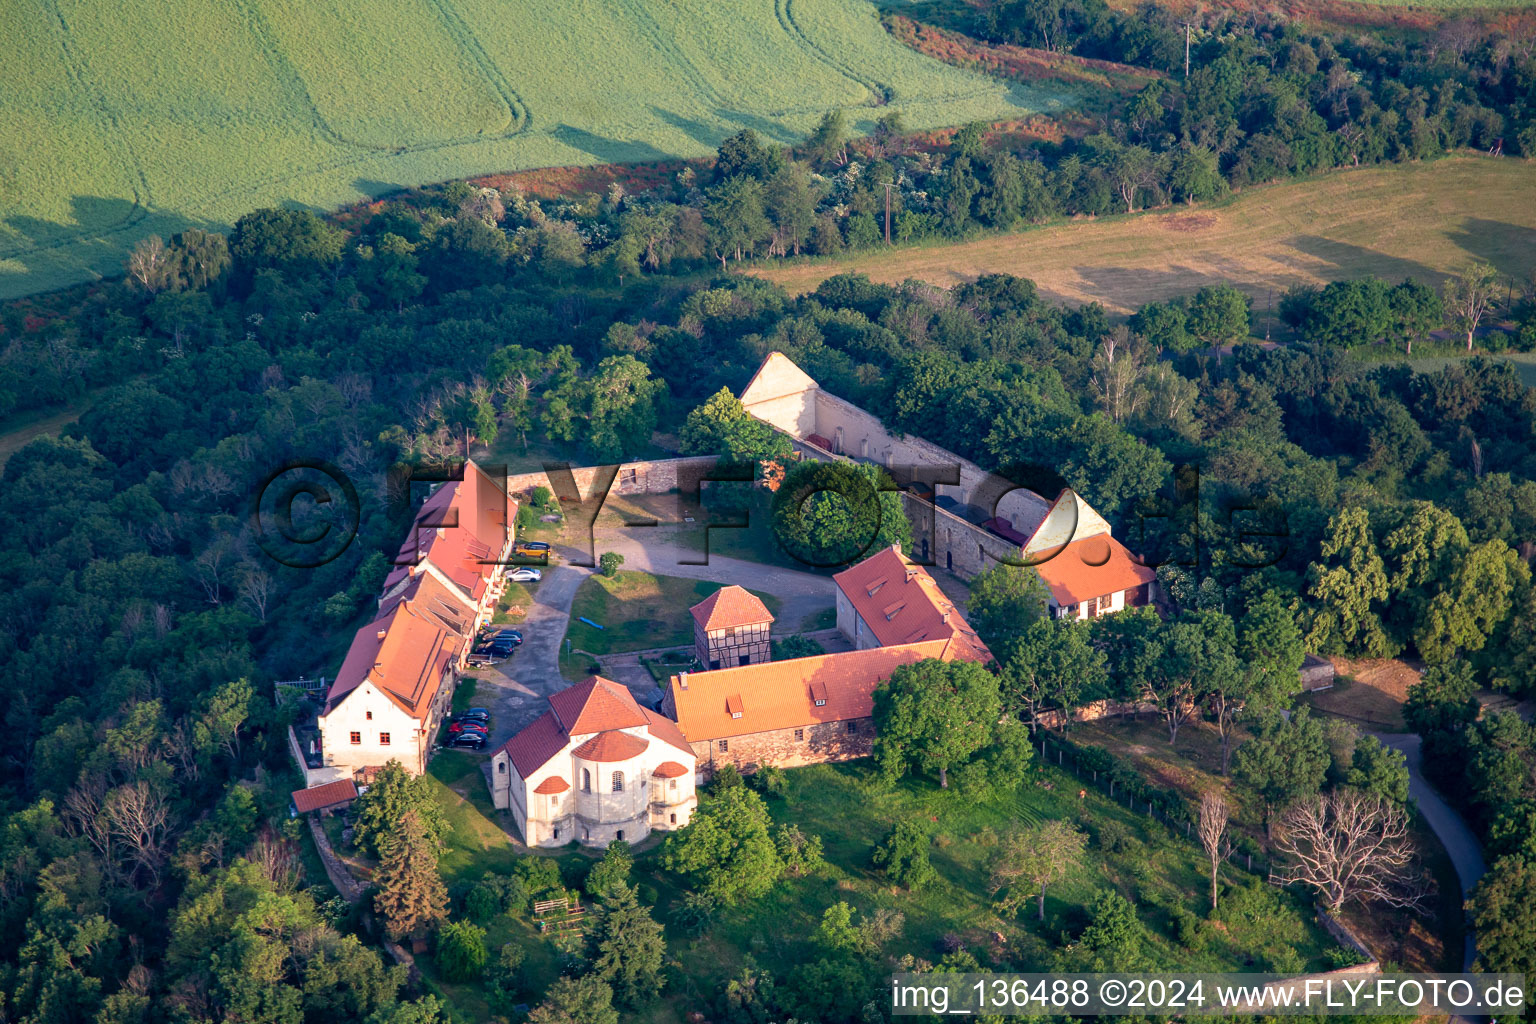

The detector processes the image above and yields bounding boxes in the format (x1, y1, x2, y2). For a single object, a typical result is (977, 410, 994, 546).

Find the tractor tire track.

(2, 0, 151, 260)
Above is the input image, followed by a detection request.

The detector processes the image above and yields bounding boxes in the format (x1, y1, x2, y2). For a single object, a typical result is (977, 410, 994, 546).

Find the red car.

(449, 720, 489, 735)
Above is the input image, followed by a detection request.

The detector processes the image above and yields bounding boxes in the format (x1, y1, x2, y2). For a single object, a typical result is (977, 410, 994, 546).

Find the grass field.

(564, 570, 782, 655)
(419, 756, 1341, 1021)
(0, 0, 1073, 300)
(0, 392, 95, 467)
(754, 155, 1536, 313)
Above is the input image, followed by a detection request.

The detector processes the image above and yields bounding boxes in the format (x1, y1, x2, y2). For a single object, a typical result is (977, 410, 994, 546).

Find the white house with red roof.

(312, 460, 516, 783)
(490, 676, 697, 848)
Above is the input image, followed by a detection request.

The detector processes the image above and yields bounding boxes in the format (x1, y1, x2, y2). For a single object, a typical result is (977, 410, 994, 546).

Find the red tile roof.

(652, 761, 688, 778)
(500, 711, 568, 777)
(378, 569, 475, 636)
(833, 546, 991, 662)
(641, 708, 694, 757)
(328, 600, 459, 719)
(690, 585, 774, 631)
(384, 460, 514, 603)
(668, 638, 971, 742)
(496, 677, 694, 779)
(549, 676, 648, 735)
(572, 730, 650, 762)
(533, 776, 570, 794)
(291, 780, 358, 814)
(1033, 534, 1157, 607)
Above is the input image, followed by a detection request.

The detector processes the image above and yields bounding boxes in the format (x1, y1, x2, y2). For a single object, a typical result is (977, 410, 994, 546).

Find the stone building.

(491, 676, 697, 848)
(664, 635, 989, 780)
(690, 585, 774, 669)
(833, 545, 990, 659)
(737, 351, 1158, 615)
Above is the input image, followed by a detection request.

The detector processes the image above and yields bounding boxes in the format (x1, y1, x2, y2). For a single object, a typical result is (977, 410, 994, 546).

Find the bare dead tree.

(1089, 326, 1146, 424)
(127, 235, 177, 293)
(104, 781, 173, 887)
(236, 563, 275, 622)
(1273, 790, 1430, 912)
(63, 773, 113, 862)
(191, 542, 231, 605)
(1197, 791, 1231, 911)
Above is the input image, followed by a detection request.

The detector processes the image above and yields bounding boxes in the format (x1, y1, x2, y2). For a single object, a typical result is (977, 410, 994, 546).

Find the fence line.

(1036, 733, 1275, 879)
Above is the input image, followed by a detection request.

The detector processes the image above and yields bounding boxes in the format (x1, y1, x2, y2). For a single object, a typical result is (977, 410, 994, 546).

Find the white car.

(507, 566, 542, 583)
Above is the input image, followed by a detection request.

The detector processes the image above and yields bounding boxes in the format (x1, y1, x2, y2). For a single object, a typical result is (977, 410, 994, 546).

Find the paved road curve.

(1373, 732, 1486, 973)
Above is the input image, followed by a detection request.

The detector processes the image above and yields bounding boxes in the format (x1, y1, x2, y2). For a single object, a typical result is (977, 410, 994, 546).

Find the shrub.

(1093, 819, 1136, 855)
(755, 765, 788, 798)
(489, 943, 526, 1014)
(599, 551, 624, 577)
(1325, 945, 1371, 968)
(772, 634, 825, 660)
(436, 920, 488, 981)
(586, 839, 633, 898)
(1171, 905, 1203, 948)
(531, 485, 554, 508)
(774, 823, 826, 877)
(463, 883, 501, 923)
(873, 820, 936, 890)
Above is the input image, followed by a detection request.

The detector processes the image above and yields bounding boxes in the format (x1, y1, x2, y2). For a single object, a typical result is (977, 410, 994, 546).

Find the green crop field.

(0, 0, 1072, 300)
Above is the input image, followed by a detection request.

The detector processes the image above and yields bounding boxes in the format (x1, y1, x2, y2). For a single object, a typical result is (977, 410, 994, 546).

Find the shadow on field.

(1447, 218, 1536, 279)
(1288, 234, 1440, 286)
(0, 196, 214, 301)
(550, 125, 673, 165)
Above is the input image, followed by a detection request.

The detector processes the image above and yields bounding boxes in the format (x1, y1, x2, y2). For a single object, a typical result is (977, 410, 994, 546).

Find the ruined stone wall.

(502, 456, 723, 502)
(689, 719, 874, 778)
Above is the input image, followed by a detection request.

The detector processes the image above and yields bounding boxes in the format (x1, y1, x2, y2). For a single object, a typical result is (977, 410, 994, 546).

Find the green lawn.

(564, 571, 782, 655)
(422, 755, 1339, 1022)
(490, 581, 534, 625)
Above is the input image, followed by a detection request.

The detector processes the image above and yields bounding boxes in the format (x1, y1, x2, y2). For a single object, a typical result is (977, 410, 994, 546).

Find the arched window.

(612, 771, 624, 793)
(582, 769, 591, 792)
(497, 762, 506, 774)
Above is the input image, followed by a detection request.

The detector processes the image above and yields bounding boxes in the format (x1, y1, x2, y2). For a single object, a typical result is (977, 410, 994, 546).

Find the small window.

(719, 740, 729, 753)
(497, 762, 506, 774)
(794, 728, 804, 741)
(814, 698, 826, 707)
(612, 771, 624, 793)
(379, 733, 391, 746)
(669, 779, 677, 791)
(349, 731, 361, 745)
(846, 721, 857, 734)
(710, 659, 721, 670)
(731, 710, 742, 719)
(553, 828, 560, 839)
(365, 711, 372, 720)
(616, 830, 624, 841)
(583, 769, 591, 792)
(670, 813, 677, 824)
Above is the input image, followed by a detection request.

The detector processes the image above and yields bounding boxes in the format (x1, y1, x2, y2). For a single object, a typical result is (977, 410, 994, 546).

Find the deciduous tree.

(990, 820, 1088, 921)
(872, 659, 1002, 788)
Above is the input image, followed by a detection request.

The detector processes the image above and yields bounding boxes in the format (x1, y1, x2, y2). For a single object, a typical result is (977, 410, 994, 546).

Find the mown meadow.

(0, 0, 1072, 298)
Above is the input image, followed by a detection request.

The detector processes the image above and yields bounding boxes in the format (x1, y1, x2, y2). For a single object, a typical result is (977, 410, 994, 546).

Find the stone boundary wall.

(503, 456, 722, 501)
(308, 817, 366, 903)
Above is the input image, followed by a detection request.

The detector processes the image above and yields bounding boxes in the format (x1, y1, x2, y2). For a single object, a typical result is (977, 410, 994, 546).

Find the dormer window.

(726, 694, 743, 719)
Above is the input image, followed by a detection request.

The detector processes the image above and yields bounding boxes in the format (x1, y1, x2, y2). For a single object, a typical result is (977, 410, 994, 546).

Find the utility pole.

(882, 182, 894, 245)
(1184, 23, 1192, 78)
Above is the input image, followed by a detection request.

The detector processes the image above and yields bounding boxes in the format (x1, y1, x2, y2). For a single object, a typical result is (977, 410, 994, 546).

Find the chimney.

(679, 671, 689, 690)
(376, 629, 387, 639)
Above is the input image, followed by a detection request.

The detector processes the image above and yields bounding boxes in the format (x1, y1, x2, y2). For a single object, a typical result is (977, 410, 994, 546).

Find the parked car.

(513, 540, 551, 561)
(507, 567, 542, 582)
(449, 720, 488, 735)
(463, 707, 491, 718)
(472, 641, 516, 655)
(448, 733, 486, 750)
(479, 627, 522, 642)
